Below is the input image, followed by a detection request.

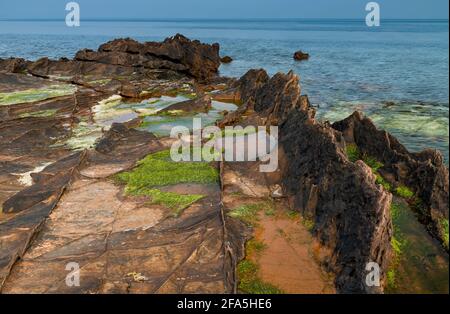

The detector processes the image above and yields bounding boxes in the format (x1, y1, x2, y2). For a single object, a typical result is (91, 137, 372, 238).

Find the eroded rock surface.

(1, 35, 447, 294)
(219, 70, 394, 293)
(333, 112, 449, 249)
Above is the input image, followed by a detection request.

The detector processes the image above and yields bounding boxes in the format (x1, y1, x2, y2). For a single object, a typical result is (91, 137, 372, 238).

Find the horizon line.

(0, 17, 448, 22)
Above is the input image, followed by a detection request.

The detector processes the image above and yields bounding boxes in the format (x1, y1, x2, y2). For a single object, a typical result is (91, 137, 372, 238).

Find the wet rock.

(220, 56, 233, 64)
(2, 152, 85, 214)
(159, 95, 212, 114)
(293, 50, 310, 61)
(119, 82, 142, 98)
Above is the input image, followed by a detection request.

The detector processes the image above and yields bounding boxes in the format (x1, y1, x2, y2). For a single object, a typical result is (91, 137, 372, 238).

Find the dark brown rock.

(1, 35, 221, 82)
(220, 56, 233, 64)
(0, 58, 29, 74)
(220, 69, 393, 293)
(144, 34, 221, 81)
(234, 69, 270, 104)
(293, 50, 310, 61)
(332, 112, 449, 248)
(2, 152, 85, 214)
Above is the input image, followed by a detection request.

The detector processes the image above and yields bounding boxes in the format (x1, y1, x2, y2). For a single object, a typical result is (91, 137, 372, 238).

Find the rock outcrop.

(1, 35, 447, 294)
(293, 51, 310, 61)
(1, 34, 221, 82)
(333, 112, 449, 248)
(223, 70, 393, 293)
(220, 56, 233, 64)
(0, 58, 30, 74)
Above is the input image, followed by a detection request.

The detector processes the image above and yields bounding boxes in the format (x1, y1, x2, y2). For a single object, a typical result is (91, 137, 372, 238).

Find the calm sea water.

(0, 19, 448, 160)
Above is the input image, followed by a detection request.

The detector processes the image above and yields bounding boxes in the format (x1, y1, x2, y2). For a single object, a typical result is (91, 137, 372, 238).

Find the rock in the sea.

(293, 50, 310, 61)
(220, 56, 233, 64)
(1, 34, 221, 82)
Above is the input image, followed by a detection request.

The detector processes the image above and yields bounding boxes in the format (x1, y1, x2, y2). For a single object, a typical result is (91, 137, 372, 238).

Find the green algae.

(246, 239, 267, 256)
(438, 219, 449, 250)
(0, 84, 76, 106)
(19, 109, 58, 118)
(387, 201, 408, 290)
(345, 143, 360, 163)
(115, 150, 218, 217)
(237, 254, 283, 294)
(345, 143, 390, 191)
(395, 186, 415, 199)
(228, 202, 272, 226)
(375, 174, 392, 191)
(386, 200, 449, 293)
(116, 150, 218, 191)
(141, 189, 204, 218)
(52, 122, 103, 151)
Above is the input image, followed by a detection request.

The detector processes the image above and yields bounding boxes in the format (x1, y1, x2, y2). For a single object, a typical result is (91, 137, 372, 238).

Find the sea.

(0, 19, 448, 160)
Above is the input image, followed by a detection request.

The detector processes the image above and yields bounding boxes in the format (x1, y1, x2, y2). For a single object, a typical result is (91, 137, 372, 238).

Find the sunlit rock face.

(0, 35, 447, 294)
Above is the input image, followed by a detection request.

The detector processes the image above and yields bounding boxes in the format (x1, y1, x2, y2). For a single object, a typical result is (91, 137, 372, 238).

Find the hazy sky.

(0, 0, 449, 19)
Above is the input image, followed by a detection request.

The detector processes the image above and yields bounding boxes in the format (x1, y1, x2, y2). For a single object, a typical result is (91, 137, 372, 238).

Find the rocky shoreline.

(0, 35, 448, 294)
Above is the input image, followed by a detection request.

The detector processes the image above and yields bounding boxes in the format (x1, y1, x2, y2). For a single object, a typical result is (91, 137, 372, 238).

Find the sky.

(0, 0, 449, 20)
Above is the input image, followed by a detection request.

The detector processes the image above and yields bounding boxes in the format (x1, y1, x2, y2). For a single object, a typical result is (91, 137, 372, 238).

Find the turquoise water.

(0, 19, 448, 159)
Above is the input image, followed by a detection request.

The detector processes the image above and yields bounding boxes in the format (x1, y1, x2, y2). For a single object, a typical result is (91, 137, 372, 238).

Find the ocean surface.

(0, 19, 448, 160)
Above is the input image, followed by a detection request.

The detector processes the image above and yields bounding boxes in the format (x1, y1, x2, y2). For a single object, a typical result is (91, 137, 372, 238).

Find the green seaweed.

(115, 150, 219, 191)
(0, 84, 76, 106)
(228, 204, 261, 226)
(345, 143, 360, 162)
(375, 174, 392, 191)
(246, 239, 267, 256)
(19, 109, 58, 118)
(395, 186, 415, 199)
(237, 260, 283, 294)
(115, 149, 218, 217)
(345, 145, 391, 191)
(387, 201, 408, 290)
(286, 210, 300, 220)
(301, 218, 315, 232)
(439, 219, 449, 250)
(141, 189, 204, 218)
(228, 201, 274, 226)
(387, 269, 397, 289)
(363, 155, 384, 172)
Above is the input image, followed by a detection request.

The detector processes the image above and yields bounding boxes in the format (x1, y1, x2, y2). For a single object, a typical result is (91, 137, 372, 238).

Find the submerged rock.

(220, 56, 233, 64)
(293, 50, 310, 61)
